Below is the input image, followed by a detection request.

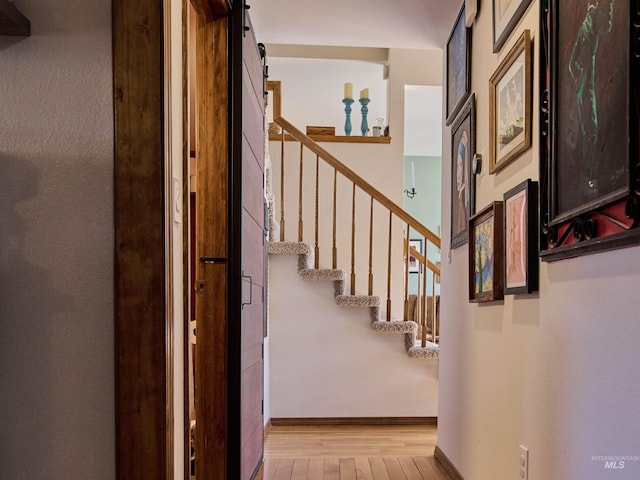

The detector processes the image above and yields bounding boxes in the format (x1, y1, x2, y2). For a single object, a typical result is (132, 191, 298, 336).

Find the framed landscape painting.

(446, 5, 472, 125)
(539, 0, 640, 261)
(489, 29, 532, 174)
(450, 94, 476, 249)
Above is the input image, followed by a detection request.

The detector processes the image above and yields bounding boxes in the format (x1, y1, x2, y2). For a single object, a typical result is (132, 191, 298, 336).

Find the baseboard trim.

(270, 417, 437, 427)
(434, 445, 465, 480)
(263, 419, 272, 439)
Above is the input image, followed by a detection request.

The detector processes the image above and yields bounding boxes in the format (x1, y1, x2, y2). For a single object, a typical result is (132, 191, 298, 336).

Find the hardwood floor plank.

(368, 458, 391, 480)
(308, 458, 324, 480)
(413, 457, 437, 478)
(290, 458, 310, 480)
(263, 425, 452, 480)
(273, 458, 294, 480)
(398, 457, 423, 480)
(354, 458, 374, 480)
(324, 457, 341, 480)
(382, 458, 407, 479)
(340, 458, 358, 480)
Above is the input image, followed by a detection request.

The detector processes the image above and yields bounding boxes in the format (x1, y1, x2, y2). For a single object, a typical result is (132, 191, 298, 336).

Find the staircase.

(268, 241, 439, 359)
(266, 80, 441, 362)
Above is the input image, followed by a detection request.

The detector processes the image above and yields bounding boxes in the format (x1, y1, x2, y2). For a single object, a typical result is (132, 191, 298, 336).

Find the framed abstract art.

(503, 179, 538, 294)
(469, 201, 504, 303)
(539, 0, 640, 261)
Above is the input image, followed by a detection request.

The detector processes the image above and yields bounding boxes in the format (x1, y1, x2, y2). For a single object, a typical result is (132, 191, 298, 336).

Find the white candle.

(411, 161, 416, 190)
(360, 88, 369, 99)
(344, 82, 353, 99)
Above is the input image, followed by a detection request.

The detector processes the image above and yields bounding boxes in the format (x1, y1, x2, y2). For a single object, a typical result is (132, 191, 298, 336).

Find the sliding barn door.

(230, 3, 266, 478)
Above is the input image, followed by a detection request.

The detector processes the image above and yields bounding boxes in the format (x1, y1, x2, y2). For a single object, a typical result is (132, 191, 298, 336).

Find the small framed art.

(469, 201, 504, 303)
(445, 5, 472, 126)
(503, 179, 539, 295)
(450, 94, 476, 249)
(408, 239, 423, 273)
(492, 0, 533, 53)
(489, 29, 532, 174)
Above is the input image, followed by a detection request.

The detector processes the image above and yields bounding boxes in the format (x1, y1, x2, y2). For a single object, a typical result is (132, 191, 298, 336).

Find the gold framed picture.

(489, 29, 532, 174)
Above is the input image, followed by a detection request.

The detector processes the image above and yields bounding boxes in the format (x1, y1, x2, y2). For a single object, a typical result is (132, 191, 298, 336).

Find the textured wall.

(437, 3, 640, 479)
(0, 0, 115, 478)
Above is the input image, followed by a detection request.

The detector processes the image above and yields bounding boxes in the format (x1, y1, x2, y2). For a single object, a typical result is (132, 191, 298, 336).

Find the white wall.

(0, 0, 115, 478)
(269, 255, 438, 417)
(438, 3, 640, 479)
(267, 56, 388, 133)
(266, 48, 444, 421)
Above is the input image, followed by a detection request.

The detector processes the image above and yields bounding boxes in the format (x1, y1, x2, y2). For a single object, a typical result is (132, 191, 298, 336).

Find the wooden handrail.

(274, 116, 441, 249)
(407, 245, 441, 277)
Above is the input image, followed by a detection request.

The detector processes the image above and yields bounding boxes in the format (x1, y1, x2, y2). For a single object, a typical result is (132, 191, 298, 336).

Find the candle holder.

(359, 98, 370, 136)
(342, 98, 355, 136)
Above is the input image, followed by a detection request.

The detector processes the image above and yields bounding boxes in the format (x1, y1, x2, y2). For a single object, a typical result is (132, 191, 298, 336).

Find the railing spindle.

(279, 129, 285, 241)
(416, 264, 422, 340)
(332, 169, 337, 269)
(386, 211, 392, 322)
(314, 155, 319, 269)
(431, 273, 438, 345)
(422, 253, 428, 347)
(403, 227, 410, 321)
(298, 143, 304, 242)
(350, 183, 356, 295)
(368, 196, 374, 296)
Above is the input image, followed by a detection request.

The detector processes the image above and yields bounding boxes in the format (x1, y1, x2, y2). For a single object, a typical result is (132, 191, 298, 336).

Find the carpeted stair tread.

(299, 268, 345, 281)
(336, 295, 381, 307)
(267, 241, 312, 255)
(407, 342, 440, 359)
(371, 320, 417, 334)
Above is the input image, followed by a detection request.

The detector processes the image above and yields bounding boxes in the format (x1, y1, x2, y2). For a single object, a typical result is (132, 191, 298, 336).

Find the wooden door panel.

(242, 29, 265, 116)
(241, 214, 265, 287)
(242, 66, 266, 163)
(239, 8, 265, 479)
(241, 136, 265, 227)
(241, 290, 264, 354)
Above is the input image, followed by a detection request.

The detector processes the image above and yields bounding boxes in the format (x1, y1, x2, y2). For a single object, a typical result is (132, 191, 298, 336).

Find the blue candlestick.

(359, 98, 370, 136)
(343, 98, 355, 136)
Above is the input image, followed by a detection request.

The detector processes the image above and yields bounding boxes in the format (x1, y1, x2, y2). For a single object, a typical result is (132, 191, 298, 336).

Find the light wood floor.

(260, 424, 452, 480)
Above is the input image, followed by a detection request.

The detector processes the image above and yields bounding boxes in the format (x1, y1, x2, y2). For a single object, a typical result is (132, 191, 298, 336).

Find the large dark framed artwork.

(503, 179, 539, 295)
(469, 201, 504, 303)
(492, 0, 534, 52)
(539, 0, 640, 261)
(450, 94, 476, 249)
(489, 29, 533, 174)
(446, 5, 472, 126)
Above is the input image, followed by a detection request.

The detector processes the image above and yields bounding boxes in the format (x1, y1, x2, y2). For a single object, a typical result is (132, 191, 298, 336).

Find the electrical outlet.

(519, 445, 529, 480)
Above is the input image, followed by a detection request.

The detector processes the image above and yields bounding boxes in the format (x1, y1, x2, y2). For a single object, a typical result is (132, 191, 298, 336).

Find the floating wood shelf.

(269, 133, 391, 144)
(0, 0, 30, 36)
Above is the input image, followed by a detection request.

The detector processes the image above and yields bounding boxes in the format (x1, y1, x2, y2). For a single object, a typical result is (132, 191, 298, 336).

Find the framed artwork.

(450, 94, 476, 249)
(408, 239, 423, 273)
(489, 29, 532, 174)
(446, 5, 472, 126)
(469, 201, 504, 303)
(492, 0, 533, 52)
(539, 0, 640, 261)
(503, 179, 539, 294)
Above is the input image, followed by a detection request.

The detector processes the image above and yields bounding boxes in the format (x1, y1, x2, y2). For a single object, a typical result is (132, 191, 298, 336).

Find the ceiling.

(249, 0, 462, 50)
